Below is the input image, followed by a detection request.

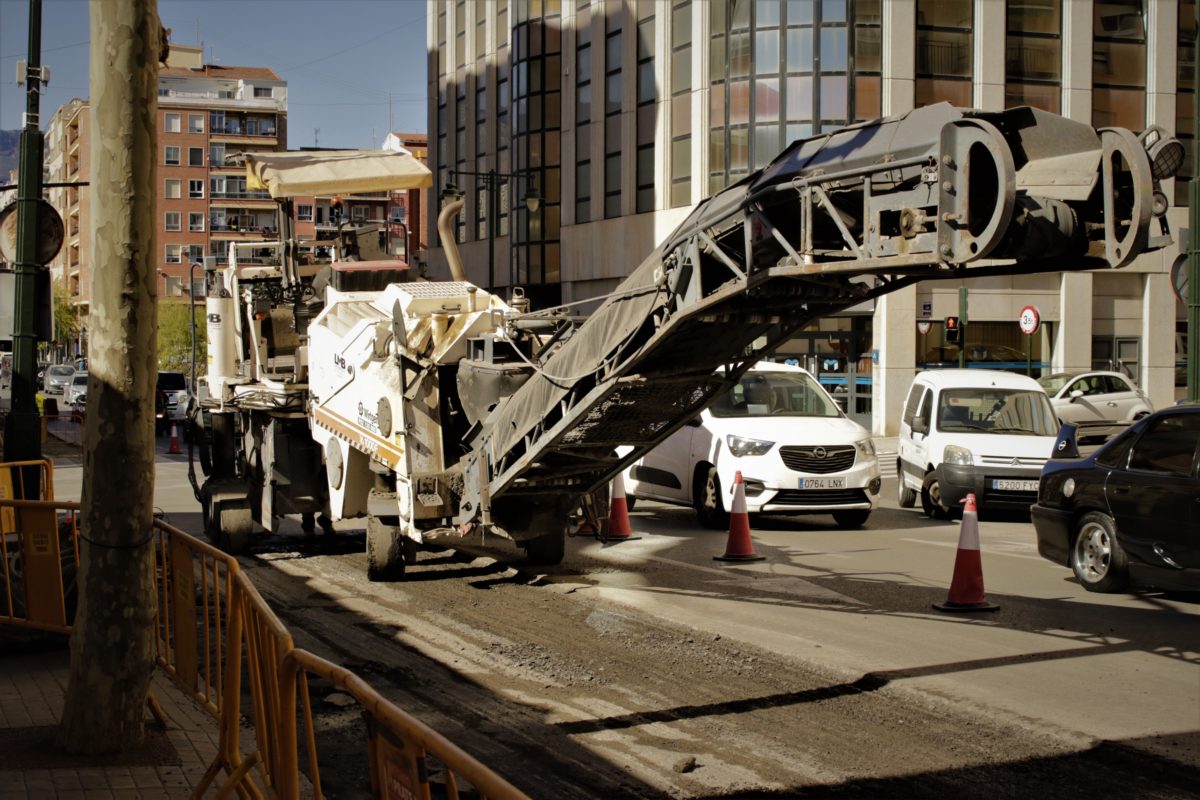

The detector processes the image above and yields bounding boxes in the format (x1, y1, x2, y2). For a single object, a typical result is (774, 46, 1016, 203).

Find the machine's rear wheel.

(202, 496, 253, 554)
(366, 515, 411, 581)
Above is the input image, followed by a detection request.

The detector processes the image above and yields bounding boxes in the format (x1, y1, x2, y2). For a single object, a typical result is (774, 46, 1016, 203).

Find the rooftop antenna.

(314, 128, 320, 148)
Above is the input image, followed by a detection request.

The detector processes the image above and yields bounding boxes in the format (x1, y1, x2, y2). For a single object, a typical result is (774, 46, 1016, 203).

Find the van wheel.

(695, 467, 728, 530)
(897, 461, 917, 508)
(921, 473, 949, 520)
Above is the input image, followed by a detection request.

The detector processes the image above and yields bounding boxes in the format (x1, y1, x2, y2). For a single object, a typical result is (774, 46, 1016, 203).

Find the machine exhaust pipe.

(437, 196, 467, 282)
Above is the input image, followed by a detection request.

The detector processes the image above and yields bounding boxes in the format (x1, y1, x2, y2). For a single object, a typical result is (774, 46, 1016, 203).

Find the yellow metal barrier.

(0, 461, 73, 633)
(194, 570, 293, 800)
(151, 519, 240, 720)
(278, 648, 528, 800)
(0, 469, 526, 800)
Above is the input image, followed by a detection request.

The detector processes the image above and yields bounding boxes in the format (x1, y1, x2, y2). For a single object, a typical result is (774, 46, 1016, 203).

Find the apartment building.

(426, 0, 1192, 433)
(383, 132, 430, 263)
(45, 44, 288, 336)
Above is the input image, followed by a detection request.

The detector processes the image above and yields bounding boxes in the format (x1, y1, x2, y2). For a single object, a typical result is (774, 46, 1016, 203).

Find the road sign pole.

(958, 287, 968, 368)
(6, 0, 45, 481)
(1190, 3, 1200, 403)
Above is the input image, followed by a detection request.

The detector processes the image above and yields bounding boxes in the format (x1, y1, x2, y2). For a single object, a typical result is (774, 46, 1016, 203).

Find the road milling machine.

(191, 103, 1183, 579)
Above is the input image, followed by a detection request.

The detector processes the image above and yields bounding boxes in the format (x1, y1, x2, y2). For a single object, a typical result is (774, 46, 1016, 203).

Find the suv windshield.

(72, 375, 87, 386)
(937, 389, 1058, 436)
(47, 366, 74, 377)
(157, 372, 187, 391)
(711, 371, 841, 418)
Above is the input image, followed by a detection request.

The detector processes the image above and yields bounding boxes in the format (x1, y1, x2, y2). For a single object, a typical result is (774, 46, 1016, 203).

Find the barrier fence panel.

(194, 570, 294, 800)
(0, 460, 74, 633)
(151, 519, 240, 720)
(0, 473, 526, 800)
(278, 648, 529, 800)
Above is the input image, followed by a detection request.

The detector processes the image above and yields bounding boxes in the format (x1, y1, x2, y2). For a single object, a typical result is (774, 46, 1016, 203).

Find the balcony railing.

(210, 190, 273, 201)
(211, 127, 279, 138)
(210, 223, 278, 235)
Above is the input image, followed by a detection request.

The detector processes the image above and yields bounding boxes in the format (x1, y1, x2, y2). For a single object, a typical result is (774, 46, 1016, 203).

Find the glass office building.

(428, 0, 1190, 433)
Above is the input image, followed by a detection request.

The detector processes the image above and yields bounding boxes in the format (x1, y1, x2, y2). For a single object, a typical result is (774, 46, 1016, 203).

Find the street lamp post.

(442, 169, 540, 294)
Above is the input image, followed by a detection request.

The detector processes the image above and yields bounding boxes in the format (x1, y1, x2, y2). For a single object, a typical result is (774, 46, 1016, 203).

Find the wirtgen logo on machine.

(357, 401, 382, 434)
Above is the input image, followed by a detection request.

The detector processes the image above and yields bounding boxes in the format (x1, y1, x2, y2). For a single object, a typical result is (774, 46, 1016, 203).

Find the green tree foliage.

(157, 302, 206, 373)
(53, 280, 80, 350)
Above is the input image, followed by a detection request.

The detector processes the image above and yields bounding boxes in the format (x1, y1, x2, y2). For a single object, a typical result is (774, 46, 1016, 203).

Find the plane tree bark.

(58, 0, 163, 754)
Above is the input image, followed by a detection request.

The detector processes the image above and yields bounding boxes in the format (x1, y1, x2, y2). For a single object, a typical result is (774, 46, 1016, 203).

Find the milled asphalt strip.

(900, 537, 1047, 561)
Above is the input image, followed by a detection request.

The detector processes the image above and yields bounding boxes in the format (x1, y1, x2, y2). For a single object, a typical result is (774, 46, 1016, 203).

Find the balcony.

(210, 190, 274, 201)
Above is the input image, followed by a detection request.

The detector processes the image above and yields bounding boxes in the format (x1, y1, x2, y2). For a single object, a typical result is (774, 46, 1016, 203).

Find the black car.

(1032, 407, 1200, 593)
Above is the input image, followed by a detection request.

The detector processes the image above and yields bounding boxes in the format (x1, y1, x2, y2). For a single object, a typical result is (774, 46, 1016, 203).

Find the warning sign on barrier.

(368, 716, 423, 800)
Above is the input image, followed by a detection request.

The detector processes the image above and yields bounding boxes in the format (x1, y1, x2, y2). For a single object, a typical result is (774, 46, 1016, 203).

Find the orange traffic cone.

(168, 423, 182, 455)
(933, 493, 999, 612)
(714, 471, 765, 562)
(605, 471, 639, 542)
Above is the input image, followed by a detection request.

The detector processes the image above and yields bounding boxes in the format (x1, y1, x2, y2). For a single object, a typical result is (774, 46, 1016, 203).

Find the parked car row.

(621, 359, 1194, 596)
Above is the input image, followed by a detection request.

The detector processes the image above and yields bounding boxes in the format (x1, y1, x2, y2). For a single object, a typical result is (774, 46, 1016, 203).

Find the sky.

(0, 0, 429, 149)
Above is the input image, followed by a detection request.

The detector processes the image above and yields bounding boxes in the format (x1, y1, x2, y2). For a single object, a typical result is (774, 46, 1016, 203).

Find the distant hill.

(0, 130, 16, 175)
(0, 130, 18, 182)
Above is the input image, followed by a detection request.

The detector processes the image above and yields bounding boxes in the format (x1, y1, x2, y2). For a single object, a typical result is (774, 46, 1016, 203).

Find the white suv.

(624, 362, 881, 529)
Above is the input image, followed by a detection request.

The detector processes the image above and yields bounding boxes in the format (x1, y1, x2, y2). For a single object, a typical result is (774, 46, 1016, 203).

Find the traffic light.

(945, 316, 961, 344)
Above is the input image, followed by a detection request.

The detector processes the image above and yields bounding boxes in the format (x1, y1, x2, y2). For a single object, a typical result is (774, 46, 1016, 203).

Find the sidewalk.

(0, 642, 223, 799)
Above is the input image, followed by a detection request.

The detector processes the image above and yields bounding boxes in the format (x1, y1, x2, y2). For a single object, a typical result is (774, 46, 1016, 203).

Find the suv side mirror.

(912, 416, 929, 435)
(685, 415, 702, 428)
(1069, 389, 1084, 401)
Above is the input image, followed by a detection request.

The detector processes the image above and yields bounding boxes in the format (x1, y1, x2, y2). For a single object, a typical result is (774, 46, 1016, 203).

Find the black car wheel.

(921, 472, 949, 520)
(1071, 511, 1129, 593)
(833, 509, 871, 529)
(695, 466, 728, 530)
(897, 460, 917, 508)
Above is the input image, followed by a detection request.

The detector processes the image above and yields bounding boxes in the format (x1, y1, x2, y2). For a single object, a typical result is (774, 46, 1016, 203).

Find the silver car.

(65, 372, 89, 406)
(1038, 370, 1153, 423)
(44, 365, 75, 396)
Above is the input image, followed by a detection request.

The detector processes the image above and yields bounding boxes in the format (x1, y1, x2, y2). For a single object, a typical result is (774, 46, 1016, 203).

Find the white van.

(897, 370, 1059, 518)
(624, 362, 881, 529)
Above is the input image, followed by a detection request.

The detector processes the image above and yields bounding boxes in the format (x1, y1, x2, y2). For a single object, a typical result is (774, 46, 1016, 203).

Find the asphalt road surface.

(55, 452, 1200, 798)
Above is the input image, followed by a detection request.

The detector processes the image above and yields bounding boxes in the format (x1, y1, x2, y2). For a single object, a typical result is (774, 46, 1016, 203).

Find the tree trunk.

(58, 0, 162, 755)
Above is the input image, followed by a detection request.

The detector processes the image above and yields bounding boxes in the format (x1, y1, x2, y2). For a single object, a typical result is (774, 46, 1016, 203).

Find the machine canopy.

(245, 149, 433, 198)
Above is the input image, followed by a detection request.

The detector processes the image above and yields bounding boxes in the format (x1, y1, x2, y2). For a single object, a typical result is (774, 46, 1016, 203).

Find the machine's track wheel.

(203, 498, 253, 554)
(366, 515, 416, 581)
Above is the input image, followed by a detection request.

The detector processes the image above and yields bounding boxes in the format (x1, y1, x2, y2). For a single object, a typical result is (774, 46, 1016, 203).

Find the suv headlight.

(854, 438, 876, 457)
(944, 444, 973, 466)
(726, 435, 774, 457)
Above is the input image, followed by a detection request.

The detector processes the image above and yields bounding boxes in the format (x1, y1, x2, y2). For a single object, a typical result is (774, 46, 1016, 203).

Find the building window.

(210, 110, 225, 133)
(1005, 0, 1061, 112)
(164, 146, 180, 165)
(188, 245, 204, 264)
(188, 147, 204, 167)
(576, 22, 592, 223)
(636, 9, 658, 214)
(188, 114, 204, 133)
(351, 205, 370, 222)
(165, 244, 182, 264)
(253, 86, 273, 98)
(210, 144, 226, 166)
(915, 0, 973, 107)
(668, 2, 690, 209)
(165, 212, 181, 232)
(297, 204, 314, 222)
(165, 179, 182, 199)
(709, 0, 880, 194)
(1177, 0, 1196, 206)
(604, 14, 623, 219)
(188, 179, 204, 198)
(164, 113, 181, 133)
(1093, 0, 1146, 129)
(189, 212, 205, 232)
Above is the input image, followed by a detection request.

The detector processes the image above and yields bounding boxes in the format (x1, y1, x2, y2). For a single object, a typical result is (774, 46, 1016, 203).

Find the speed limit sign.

(1018, 305, 1040, 335)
